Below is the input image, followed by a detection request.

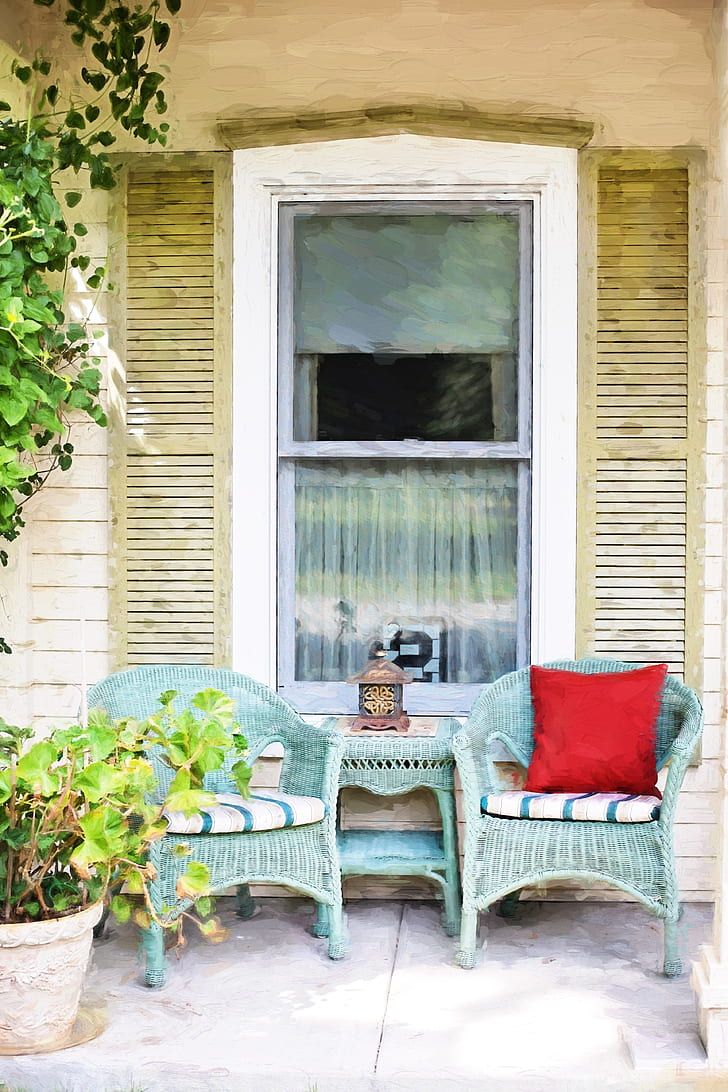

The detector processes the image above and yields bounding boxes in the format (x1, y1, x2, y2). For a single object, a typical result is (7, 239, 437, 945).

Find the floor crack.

(374, 901, 405, 1076)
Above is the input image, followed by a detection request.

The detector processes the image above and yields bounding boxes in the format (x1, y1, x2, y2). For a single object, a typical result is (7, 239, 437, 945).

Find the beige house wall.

(0, 0, 723, 899)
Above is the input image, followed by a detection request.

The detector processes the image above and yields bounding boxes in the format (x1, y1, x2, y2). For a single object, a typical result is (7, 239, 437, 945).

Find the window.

(231, 136, 577, 708)
(277, 203, 532, 712)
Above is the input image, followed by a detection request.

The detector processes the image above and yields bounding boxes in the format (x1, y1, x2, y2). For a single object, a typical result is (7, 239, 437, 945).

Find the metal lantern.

(347, 641, 413, 734)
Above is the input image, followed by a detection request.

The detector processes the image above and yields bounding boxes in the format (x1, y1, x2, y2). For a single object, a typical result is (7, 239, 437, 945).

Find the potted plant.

(0, 687, 250, 1054)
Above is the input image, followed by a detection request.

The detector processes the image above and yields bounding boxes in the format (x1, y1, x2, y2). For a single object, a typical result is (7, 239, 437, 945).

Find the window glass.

(295, 460, 519, 685)
(292, 213, 520, 442)
(279, 203, 531, 710)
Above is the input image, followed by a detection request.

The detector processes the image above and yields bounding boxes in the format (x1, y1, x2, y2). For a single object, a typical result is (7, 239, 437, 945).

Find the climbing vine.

(0, 0, 182, 651)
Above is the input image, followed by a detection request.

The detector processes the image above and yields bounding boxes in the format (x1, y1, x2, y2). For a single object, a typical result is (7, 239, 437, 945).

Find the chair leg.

(441, 880, 461, 938)
(142, 921, 166, 988)
(434, 787, 461, 937)
(663, 915, 682, 977)
(235, 884, 257, 920)
(312, 901, 330, 938)
(326, 901, 348, 961)
(455, 908, 480, 969)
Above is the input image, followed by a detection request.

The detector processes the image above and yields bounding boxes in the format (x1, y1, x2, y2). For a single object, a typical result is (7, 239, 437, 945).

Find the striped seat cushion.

(481, 791, 661, 824)
(164, 790, 326, 835)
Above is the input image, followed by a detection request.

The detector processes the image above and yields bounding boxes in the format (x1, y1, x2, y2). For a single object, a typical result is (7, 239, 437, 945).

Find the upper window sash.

(277, 199, 533, 459)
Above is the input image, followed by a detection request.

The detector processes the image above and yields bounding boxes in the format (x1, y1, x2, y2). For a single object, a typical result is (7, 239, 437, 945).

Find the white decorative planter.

(0, 901, 103, 1054)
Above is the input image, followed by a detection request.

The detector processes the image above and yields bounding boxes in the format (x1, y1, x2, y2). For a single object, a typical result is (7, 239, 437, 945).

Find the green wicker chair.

(453, 658, 703, 976)
(87, 665, 347, 986)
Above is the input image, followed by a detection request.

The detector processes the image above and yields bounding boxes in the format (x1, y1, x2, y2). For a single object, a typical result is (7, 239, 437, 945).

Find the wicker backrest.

(467, 658, 701, 770)
(87, 664, 315, 799)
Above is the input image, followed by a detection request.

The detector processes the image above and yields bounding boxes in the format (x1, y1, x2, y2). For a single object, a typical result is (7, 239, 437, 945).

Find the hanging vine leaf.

(0, 0, 183, 651)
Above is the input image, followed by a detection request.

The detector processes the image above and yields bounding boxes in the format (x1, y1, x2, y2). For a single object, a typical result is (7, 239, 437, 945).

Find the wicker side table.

(315, 717, 461, 937)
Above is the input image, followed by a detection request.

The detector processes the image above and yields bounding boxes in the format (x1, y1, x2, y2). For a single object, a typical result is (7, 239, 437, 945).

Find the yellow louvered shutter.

(577, 151, 704, 687)
(109, 158, 232, 667)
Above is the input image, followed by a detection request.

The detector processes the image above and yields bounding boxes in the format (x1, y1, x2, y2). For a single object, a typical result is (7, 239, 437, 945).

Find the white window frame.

(232, 135, 578, 712)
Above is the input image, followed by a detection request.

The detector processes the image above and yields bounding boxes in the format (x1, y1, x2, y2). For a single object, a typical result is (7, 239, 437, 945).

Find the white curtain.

(295, 461, 519, 684)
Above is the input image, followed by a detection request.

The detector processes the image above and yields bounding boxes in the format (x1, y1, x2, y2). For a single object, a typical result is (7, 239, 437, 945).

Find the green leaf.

(74, 761, 126, 803)
(0, 769, 11, 805)
(85, 104, 100, 123)
(124, 869, 145, 895)
(152, 21, 171, 49)
(36, 190, 60, 222)
(85, 70, 107, 92)
(67, 388, 92, 410)
(176, 861, 210, 901)
(65, 191, 83, 208)
(71, 806, 126, 871)
(110, 894, 132, 924)
(196, 896, 212, 918)
(191, 688, 235, 720)
(165, 0, 181, 12)
(16, 740, 61, 796)
(65, 110, 85, 129)
(91, 40, 108, 64)
(0, 390, 29, 427)
(231, 759, 252, 798)
(0, 102, 11, 112)
(66, 322, 86, 342)
(73, 222, 88, 237)
(165, 785, 216, 817)
(14, 66, 32, 84)
(77, 366, 101, 391)
(22, 166, 43, 196)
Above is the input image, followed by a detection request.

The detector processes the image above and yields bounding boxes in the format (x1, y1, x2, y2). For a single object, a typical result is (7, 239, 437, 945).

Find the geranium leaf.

(175, 861, 211, 901)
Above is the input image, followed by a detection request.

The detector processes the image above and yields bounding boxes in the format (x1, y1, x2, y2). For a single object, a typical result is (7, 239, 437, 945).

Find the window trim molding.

(219, 103, 594, 151)
(232, 135, 578, 711)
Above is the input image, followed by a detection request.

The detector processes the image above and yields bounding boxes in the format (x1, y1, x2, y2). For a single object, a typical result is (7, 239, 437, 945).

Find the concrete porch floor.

(0, 899, 721, 1092)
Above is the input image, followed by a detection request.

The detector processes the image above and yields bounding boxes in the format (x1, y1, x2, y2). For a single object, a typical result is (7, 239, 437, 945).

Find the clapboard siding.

(577, 151, 705, 691)
(109, 158, 232, 669)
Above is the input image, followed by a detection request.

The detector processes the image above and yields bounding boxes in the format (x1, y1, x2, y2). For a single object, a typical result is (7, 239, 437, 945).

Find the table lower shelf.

(337, 828, 447, 876)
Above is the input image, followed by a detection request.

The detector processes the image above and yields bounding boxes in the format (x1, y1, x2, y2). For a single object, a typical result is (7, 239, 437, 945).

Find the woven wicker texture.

(87, 666, 347, 985)
(453, 659, 703, 976)
(338, 719, 457, 793)
(330, 717, 461, 935)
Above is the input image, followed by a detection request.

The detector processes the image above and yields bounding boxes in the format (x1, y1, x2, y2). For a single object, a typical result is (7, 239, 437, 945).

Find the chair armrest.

(452, 728, 518, 823)
(244, 716, 344, 806)
(658, 695, 704, 832)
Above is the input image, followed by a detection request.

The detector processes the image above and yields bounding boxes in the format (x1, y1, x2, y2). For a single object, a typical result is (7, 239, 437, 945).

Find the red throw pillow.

(524, 663, 667, 797)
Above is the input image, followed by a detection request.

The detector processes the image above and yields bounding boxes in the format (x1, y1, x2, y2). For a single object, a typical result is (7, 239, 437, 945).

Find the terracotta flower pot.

(0, 901, 103, 1054)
